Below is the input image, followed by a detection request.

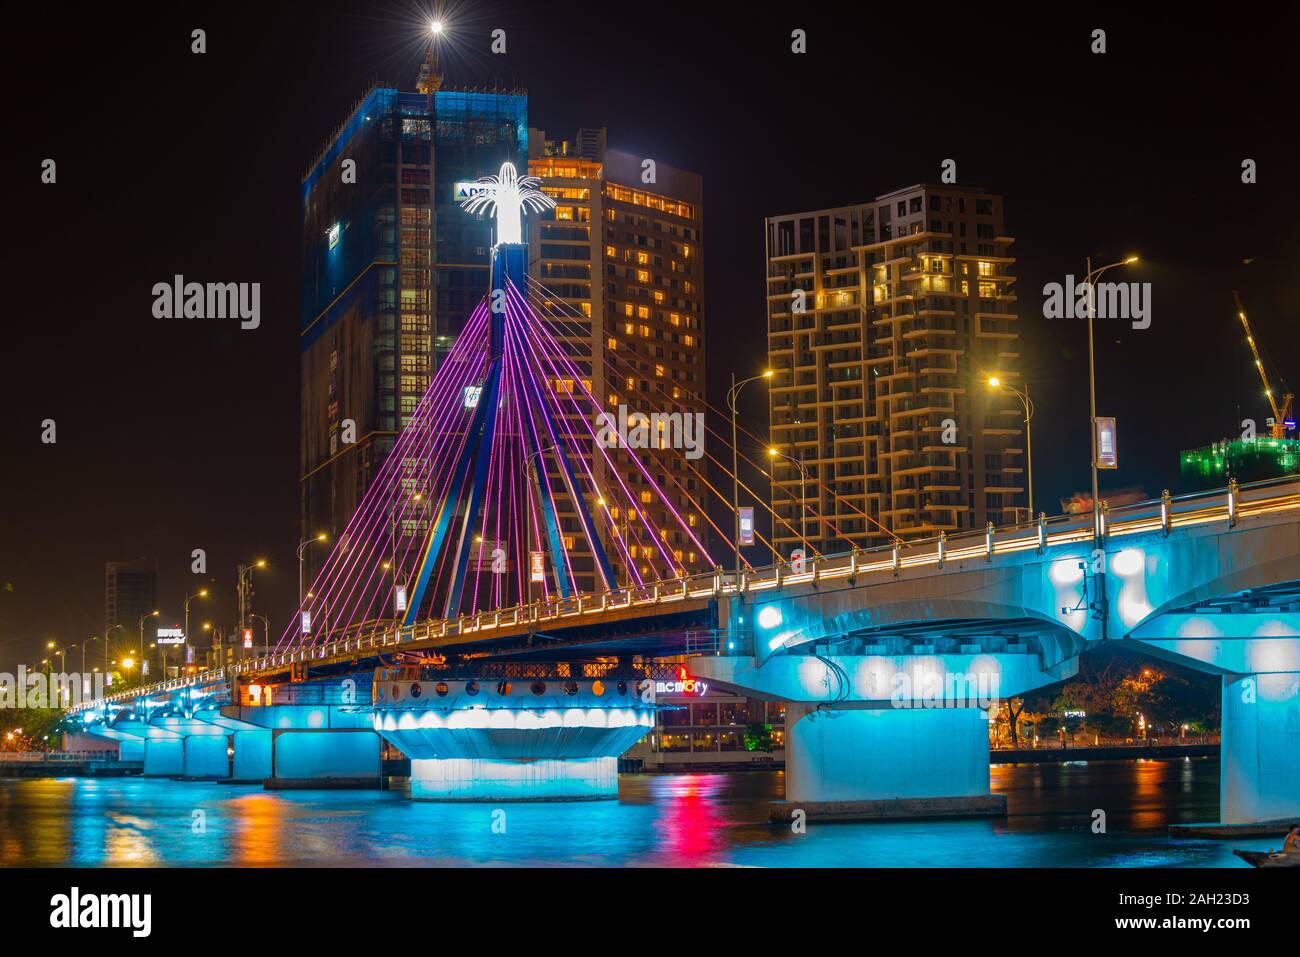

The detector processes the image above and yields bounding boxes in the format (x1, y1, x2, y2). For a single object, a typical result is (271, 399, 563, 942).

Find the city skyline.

(2, 2, 1296, 668)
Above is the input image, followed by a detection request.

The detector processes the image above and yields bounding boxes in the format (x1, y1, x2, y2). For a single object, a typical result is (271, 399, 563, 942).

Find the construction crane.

(1233, 290, 1294, 439)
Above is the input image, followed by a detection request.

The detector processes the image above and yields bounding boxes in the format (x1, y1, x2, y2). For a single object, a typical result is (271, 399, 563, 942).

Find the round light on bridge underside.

(757, 606, 783, 629)
(531, 681, 546, 696)
(435, 682, 449, 697)
(496, 680, 513, 696)
(591, 680, 605, 696)
(1111, 548, 1145, 577)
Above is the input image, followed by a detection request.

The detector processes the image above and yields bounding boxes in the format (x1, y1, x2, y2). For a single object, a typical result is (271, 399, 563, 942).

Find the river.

(0, 757, 1277, 866)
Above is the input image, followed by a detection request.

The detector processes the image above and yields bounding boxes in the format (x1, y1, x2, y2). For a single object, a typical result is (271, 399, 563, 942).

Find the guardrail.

(69, 475, 1300, 713)
(0, 751, 115, 762)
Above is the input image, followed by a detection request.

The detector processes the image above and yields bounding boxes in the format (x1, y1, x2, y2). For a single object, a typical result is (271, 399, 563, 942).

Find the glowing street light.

(987, 375, 1036, 522)
(727, 370, 775, 580)
(430, 20, 443, 34)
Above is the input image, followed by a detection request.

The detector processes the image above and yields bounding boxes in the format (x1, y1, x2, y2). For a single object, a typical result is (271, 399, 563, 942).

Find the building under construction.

(1180, 437, 1300, 492)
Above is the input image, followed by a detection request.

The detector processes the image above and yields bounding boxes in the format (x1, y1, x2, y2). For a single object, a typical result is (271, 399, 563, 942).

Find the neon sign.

(654, 666, 708, 697)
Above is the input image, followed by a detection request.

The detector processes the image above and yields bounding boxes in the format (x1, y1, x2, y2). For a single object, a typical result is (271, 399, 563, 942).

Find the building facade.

(104, 558, 157, 652)
(300, 67, 528, 586)
(527, 129, 706, 592)
(765, 184, 1022, 555)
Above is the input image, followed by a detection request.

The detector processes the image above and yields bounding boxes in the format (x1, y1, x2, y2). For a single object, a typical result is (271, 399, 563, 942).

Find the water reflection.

(0, 759, 1277, 868)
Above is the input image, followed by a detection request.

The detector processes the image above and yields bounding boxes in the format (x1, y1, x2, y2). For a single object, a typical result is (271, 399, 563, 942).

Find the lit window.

(624, 321, 634, 335)
(640, 491, 653, 504)
(623, 303, 634, 317)
(683, 335, 695, 346)
(637, 269, 650, 284)
(682, 245, 692, 258)
(563, 535, 576, 549)
(636, 251, 649, 265)
(670, 313, 681, 326)
(626, 377, 635, 390)
(607, 337, 617, 351)
(638, 324, 650, 337)
(655, 364, 665, 378)
(654, 290, 665, 303)
(688, 513, 698, 526)
(605, 245, 616, 258)
(555, 206, 574, 221)
(688, 551, 697, 563)
(637, 306, 650, 319)
(672, 386, 681, 399)
(978, 260, 993, 276)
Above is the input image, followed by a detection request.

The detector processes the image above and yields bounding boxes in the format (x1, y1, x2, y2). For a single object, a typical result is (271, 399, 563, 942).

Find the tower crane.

(1233, 290, 1294, 439)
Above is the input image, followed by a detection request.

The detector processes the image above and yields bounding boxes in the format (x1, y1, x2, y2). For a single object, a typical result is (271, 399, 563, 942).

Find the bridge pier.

(1221, 672, 1300, 825)
(221, 704, 382, 789)
(372, 676, 654, 801)
(777, 703, 1002, 820)
(693, 651, 1074, 821)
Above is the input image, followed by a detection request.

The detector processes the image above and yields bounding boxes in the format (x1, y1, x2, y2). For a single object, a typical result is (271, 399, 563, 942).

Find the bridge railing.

(68, 474, 1300, 714)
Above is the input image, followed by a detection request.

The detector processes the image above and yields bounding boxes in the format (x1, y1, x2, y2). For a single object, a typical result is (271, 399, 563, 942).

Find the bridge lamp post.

(524, 447, 556, 601)
(182, 589, 208, 676)
(767, 447, 809, 560)
(727, 370, 774, 581)
(237, 560, 267, 659)
(297, 533, 328, 609)
(987, 376, 1035, 523)
(137, 610, 159, 683)
(1083, 254, 1139, 544)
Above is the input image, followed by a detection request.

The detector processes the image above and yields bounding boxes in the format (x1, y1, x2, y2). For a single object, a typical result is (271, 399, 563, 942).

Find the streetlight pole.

(236, 560, 267, 660)
(1083, 254, 1138, 543)
(104, 624, 123, 682)
(297, 533, 327, 609)
(727, 370, 773, 580)
(768, 446, 810, 559)
(987, 377, 1035, 523)
(183, 589, 208, 678)
(524, 447, 555, 604)
(137, 610, 159, 683)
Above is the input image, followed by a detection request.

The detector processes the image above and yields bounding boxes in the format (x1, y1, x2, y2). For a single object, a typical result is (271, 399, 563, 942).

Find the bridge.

(58, 165, 1300, 824)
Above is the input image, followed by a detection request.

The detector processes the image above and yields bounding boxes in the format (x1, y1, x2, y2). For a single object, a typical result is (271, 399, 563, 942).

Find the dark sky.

(2, 1, 1297, 668)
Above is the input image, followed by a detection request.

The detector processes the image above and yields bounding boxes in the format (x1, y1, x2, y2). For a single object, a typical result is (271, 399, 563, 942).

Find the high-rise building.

(299, 51, 528, 583)
(527, 128, 706, 591)
(765, 184, 1022, 554)
(104, 558, 157, 649)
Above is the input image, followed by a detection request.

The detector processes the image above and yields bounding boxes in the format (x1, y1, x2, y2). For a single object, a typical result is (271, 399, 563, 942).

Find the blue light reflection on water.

(0, 758, 1275, 867)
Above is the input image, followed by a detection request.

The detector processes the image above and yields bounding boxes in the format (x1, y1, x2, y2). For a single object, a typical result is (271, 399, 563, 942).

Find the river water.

(0, 757, 1277, 867)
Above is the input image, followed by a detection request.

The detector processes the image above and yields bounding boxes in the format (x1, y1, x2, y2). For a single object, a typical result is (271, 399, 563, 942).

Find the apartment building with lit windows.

(765, 184, 1023, 554)
(528, 129, 706, 592)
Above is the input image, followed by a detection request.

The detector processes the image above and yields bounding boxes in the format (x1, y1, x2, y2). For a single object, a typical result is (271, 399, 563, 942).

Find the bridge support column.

(141, 731, 185, 777)
(1221, 672, 1300, 825)
(773, 704, 1004, 822)
(230, 729, 272, 782)
(268, 729, 382, 789)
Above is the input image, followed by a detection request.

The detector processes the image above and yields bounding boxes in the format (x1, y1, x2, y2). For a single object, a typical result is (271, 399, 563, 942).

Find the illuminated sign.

(463, 385, 482, 409)
(453, 181, 494, 203)
(654, 666, 708, 697)
(529, 551, 545, 583)
(301, 610, 312, 635)
(242, 628, 253, 649)
(156, 628, 185, 645)
(1064, 710, 1087, 718)
(327, 222, 340, 249)
(394, 585, 407, 614)
(738, 507, 755, 545)
(1096, 417, 1118, 469)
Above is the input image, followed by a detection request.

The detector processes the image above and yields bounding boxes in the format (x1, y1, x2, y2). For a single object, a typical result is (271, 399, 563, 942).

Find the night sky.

(2, 1, 1296, 668)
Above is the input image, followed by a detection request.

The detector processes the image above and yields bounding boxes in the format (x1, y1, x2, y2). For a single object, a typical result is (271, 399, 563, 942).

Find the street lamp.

(104, 623, 124, 682)
(768, 447, 810, 560)
(727, 370, 774, 579)
(1083, 253, 1139, 542)
(987, 376, 1036, 523)
(524, 447, 556, 601)
(297, 533, 328, 608)
(137, 610, 159, 681)
(236, 560, 267, 658)
(182, 589, 208, 677)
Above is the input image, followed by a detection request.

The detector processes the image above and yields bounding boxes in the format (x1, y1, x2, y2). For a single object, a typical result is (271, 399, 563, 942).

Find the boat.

(1233, 849, 1300, 868)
